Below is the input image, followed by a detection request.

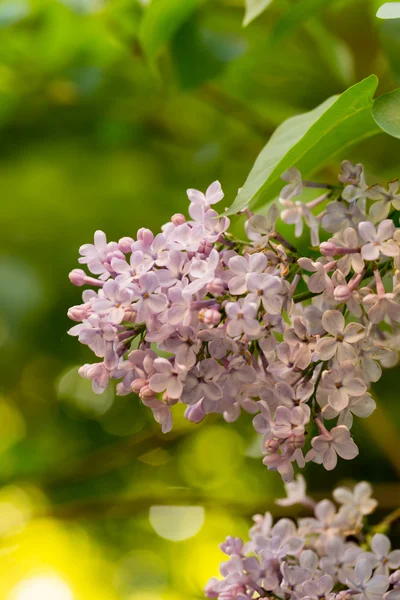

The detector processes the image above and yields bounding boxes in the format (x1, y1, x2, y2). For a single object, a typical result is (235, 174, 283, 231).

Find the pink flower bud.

(334, 284, 352, 302)
(139, 384, 155, 399)
(199, 308, 221, 326)
(198, 240, 213, 255)
(293, 435, 305, 448)
(320, 241, 338, 256)
(131, 378, 147, 393)
(184, 402, 206, 423)
(118, 236, 134, 253)
(104, 342, 118, 370)
(116, 341, 130, 356)
(137, 228, 154, 245)
(171, 213, 186, 226)
(67, 304, 91, 321)
(69, 269, 87, 286)
(207, 278, 225, 296)
(265, 438, 280, 452)
(263, 452, 281, 468)
(162, 393, 179, 406)
(123, 309, 137, 323)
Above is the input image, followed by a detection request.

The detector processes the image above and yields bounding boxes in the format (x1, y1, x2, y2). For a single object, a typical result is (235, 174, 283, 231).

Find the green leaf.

(139, 0, 202, 62)
(378, 18, 400, 82)
(376, 2, 400, 19)
(304, 20, 354, 87)
(226, 75, 380, 215)
(372, 88, 400, 138)
(243, 0, 274, 27)
(270, 0, 341, 45)
(171, 16, 245, 89)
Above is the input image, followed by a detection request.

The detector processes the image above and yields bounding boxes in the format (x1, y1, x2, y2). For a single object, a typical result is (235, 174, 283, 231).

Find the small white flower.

(306, 424, 359, 471)
(346, 557, 389, 599)
(315, 310, 365, 362)
(359, 220, 399, 261)
(225, 299, 261, 338)
(363, 534, 400, 575)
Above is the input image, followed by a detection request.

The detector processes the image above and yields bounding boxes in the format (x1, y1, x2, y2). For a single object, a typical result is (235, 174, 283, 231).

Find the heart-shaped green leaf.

(226, 75, 379, 215)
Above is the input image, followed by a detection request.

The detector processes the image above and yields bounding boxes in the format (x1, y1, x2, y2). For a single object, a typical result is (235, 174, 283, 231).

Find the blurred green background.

(1, 0, 400, 598)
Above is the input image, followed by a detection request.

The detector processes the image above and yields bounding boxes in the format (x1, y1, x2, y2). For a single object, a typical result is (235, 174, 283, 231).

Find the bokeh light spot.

(149, 505, 205, 541)
(8, 575, 74, 600)
(114, 550, 167, 595)
(57, 366, 114, 417)
(0, 397, 26, 455)
(0, 257, 43, 320)
(179, 426, 245, 489)
(0, 485, 31, 537)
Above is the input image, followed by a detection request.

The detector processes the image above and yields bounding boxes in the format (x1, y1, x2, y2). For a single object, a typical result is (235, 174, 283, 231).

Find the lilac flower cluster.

(205, 478, 400, 600)
(68, 161, 400, 480)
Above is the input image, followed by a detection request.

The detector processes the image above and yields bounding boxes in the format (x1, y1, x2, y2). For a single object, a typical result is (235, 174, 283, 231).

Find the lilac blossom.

(206, 481, 400, 600)
(306, 421, 359, 471)
(358, 220, 399, 261)
(68, 165, 400, 481)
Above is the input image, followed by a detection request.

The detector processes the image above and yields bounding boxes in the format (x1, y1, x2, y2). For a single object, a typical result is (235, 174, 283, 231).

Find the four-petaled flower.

(359, 220, 399, 261)
(306, 424, 359, 470)
(315, 310, 365, 362)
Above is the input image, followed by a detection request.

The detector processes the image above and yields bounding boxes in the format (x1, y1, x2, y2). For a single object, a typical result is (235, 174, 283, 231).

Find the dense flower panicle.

(205, 479, 400, 600)
(68, 163, 400, 480)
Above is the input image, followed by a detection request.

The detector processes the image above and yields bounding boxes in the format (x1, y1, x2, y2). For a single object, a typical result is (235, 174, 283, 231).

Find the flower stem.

(302, 181, 342, 191)
(293, 259, 394, 304)
(271, 231, 299, 254)
(372, 506, 400, 535)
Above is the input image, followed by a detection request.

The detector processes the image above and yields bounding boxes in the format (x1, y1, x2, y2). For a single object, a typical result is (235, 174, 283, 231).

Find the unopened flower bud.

(199, 307, 221, 326)
(69, 269, 87, 286)
(118, 236, 134, 253)
(131, 378, 147, 393)
(162, 392, 179, 406)
(207, 278, 225, 296)
(320, 242, 338, 257)
(104, 342, 118, 370)
(137, 228, 154, 245)
(198, 239, 213, 255)
(185, 401, 206, 423)
(171, 213, 186, 226)
(139, 384, 155, 400)
(265, 438, 280, 452)
(116, 341, 130, 356)
(67, 304, 91, 321)
(123, 309, 137, 322)
(334, 284, 352, 302)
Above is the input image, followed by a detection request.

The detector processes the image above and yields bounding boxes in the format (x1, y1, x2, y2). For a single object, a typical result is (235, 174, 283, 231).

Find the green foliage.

(139, 0, 203, 62)
(304, 21, 354, 86)
(373, 87, 400, 138)
(172, 14, 245, 89)
(227, 75, 379, 215)
(1, 2, 400, 598)
(269, 0, 342, 45)
(376, 16, 400, 83)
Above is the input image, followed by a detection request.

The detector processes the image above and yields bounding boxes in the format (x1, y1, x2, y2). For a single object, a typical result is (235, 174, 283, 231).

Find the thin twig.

(372, 506, 400, 535)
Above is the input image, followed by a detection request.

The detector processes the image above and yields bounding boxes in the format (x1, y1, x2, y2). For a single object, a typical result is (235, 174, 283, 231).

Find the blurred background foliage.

(1, 0, 400, 598)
